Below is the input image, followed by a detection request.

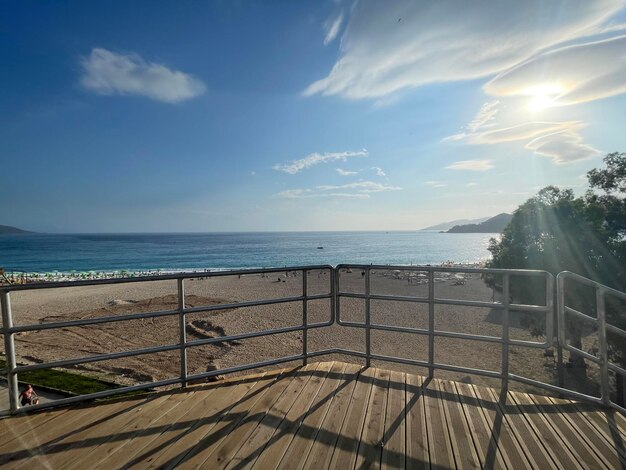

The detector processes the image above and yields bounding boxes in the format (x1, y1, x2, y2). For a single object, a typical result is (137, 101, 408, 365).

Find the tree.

(486, 153, 626, 371)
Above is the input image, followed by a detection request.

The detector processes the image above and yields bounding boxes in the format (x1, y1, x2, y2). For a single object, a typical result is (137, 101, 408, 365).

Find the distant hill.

(420, 217, 490, 231)
(0, 224, 33, 234)
(447, 213, 512, 233)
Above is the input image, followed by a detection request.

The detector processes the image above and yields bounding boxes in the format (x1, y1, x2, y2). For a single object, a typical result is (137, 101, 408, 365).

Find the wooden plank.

(453, 381, 509, 470)
(300, 363, 362, 470)
(1, 394, 158, 468)
(233, 362, 336, 469)
(354, 367, 391, 469)
(554, 397, 626, 466)
(482, 386, 556, 469)
(381, 370, 405, 470)
(509, 391, 584, 469)
(422, 377, 455, 468)
(404, 372, 428, 470)
(454, 382, 536, 469)
(120, 374, 276, 469)
(436, 379, 481, 469)
(66, 390, 195, 469)
(38, 393, 175, 468)
(529, 393, 610, 469)
(257, 362, 348, 470)
(327, 365, 376, 470)
(174, 368, 315, 468)
(92, 386, 219, 469)
(137, 369, 285, 469)
(0, 408, 70, 446)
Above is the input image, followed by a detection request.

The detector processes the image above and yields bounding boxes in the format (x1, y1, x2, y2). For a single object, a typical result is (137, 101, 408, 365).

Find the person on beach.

(19, 384, 39, 406)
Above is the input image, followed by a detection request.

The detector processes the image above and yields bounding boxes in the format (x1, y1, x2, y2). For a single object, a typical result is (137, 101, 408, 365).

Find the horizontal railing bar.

(606, 323, 626, 336)
(336, 263, 551, 276)
(338, 292, 548, 313)
(560, 346, 601, 364)
(508, 373, 604, 404)
(186, 354, 304, 382)
(338, 292, 429, 303)
(8, 377, 180, 415)
(564, 305, 597, 322)
(558, 271, 626, 300)
(9, 308, 179, 333)
(185, 325, 305, 348)
(509, 338, 552, 349)
(13, 343, 181, 373)
(0, 265, 335, 292)
(183, 293, 331, 315)
(608, 362, 626, 377)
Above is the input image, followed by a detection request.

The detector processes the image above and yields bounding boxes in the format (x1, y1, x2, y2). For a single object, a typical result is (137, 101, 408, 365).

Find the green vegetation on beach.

(1, 358, 123, 396)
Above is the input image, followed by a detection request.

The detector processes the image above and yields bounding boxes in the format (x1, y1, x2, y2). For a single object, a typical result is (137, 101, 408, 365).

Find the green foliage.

(486, 153, 626, 366)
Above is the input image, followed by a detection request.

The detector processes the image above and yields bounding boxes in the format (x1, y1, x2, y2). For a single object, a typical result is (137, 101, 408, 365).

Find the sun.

(524, 83, 563, 113)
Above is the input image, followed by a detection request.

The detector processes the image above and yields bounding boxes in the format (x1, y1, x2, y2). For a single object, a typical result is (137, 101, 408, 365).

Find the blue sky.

(2, 0, 626, 232)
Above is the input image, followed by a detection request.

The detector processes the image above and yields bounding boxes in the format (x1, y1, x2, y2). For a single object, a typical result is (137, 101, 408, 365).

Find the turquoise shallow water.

(0, 231, 497, 273)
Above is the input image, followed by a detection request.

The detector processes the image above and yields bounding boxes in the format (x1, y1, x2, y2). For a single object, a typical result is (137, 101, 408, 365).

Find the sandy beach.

(3, 267, 600, 396)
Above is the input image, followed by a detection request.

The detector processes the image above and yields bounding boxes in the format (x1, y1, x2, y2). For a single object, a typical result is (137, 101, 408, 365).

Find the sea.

(0, 232, 498, 274)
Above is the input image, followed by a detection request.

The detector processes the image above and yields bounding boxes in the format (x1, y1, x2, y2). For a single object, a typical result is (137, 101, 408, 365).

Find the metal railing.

(1, 265, 624, 416)
(557, 271, 626, 414)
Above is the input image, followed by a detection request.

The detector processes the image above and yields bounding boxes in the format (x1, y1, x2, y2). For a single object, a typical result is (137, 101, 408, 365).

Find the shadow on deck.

(1, 361, 625, 469)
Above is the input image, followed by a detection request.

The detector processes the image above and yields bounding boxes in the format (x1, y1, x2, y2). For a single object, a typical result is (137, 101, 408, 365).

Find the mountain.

(0, 225, 34, 234)
(420, 217, 490, 231)
(446, 213, 512, 233)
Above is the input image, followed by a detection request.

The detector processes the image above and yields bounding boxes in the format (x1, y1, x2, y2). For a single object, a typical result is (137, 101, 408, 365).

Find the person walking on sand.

(19, 384, 39, 406)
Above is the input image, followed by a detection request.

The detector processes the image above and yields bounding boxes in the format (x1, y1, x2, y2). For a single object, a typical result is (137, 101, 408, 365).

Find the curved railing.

(1, 265, 624, 415)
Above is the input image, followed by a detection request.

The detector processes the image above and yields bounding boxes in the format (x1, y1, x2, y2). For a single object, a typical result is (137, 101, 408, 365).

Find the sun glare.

(524, 83, 563, 113)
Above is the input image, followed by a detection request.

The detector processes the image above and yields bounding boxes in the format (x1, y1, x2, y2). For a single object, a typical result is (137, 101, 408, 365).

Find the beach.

(4, 266, 600, 396)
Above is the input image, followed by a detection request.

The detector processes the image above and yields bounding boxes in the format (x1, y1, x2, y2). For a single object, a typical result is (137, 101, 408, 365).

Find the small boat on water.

(317, 246, 324, 249)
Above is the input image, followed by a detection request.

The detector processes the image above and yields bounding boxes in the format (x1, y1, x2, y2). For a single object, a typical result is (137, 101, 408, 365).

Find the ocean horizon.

(0, 231, 498, 274)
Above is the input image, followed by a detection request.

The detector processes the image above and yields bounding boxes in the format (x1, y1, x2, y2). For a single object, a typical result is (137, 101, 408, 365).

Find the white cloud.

(525, 131, 602, 164)
(323, 11, 344, 45)
(466, 182, 479, 187)
(470, 121, 582, 144)
(445, 160, 494, 171)
(80, 48, 206, 103)
(304, 0, 623, 99)
(317, 181, 401, 193)
(273, 150, 368, 174)
(371, 166, 386, 177)
(336, 168, 358, 176)
(275, 180, 401, 199)
(485, 34, 626, 106)
(424, 181, 447, 188)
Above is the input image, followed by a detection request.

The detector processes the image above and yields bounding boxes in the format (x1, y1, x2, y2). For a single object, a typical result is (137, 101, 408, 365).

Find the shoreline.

(2, 261, 488, 284)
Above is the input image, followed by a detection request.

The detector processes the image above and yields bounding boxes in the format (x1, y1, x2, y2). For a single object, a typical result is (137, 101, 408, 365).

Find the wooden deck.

(1, 361, 625, 469)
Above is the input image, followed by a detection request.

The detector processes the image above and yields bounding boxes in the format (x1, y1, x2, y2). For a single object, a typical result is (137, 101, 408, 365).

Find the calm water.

(0, 232, 497, 273)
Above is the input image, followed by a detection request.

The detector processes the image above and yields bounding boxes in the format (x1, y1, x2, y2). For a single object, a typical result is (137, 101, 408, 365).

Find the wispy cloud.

(485, 34, 626, 107)
(424, 181, 447, 188)
(80, 48, 206, 103)
(336, 168, 358, 176)
(525, 131, 602, 164)
(304, 1, 623, 99)
(323, 11, 344, 46)
(273, 150, 368, 174)
(445, 160, 494, 171)
(275, 180, 401, 199)
(371, 167, 386, 177)
(466, 182, 479, 187)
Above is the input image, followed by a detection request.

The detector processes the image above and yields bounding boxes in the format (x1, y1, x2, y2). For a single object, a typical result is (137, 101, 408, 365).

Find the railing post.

(556, 274, 567, 394)
(178, 278, 187, 387)
(365, 267, 371, 368)
(597, 287, 610, 406)
(302, 269, 308, 366)
(1, 291, 19, 412)
(502, 273, 510, 391)
(428, 270, 435, 379)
